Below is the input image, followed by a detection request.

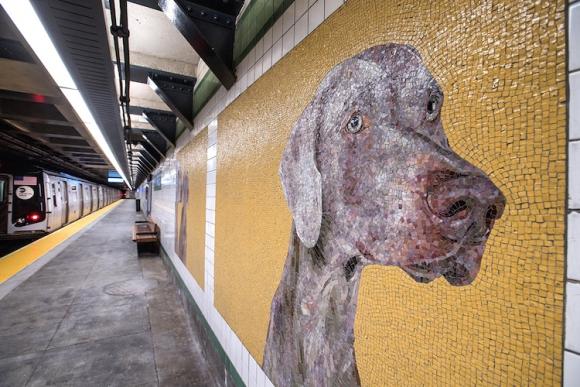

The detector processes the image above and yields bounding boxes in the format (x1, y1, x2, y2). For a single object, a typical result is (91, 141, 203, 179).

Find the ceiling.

(0, 1, 129, 187)
(0, 0, 247, 188)
(102, 0, 247, 187)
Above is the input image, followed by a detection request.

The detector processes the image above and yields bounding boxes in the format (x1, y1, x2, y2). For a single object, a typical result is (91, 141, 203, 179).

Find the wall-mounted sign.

(15, 185, 34, 200)
(153, 174, 162, 191)
(108, 170, 121, 178)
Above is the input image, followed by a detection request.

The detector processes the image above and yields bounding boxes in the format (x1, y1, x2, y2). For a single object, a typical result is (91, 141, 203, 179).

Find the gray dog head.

(280, 44, 505, 286)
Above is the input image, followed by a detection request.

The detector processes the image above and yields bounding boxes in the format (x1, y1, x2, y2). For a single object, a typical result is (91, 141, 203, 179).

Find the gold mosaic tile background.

(212, 0, 567, 384)
(177, 129, 207, 288)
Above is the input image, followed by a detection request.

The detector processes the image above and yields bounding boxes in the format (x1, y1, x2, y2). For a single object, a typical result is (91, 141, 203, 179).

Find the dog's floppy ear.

(279, 99, 322, 248)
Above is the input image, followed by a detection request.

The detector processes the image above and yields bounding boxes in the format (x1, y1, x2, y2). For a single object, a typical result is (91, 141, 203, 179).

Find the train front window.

(0, 177, 7, 204)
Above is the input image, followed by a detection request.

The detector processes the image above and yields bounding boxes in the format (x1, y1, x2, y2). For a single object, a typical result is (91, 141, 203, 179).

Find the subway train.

(0, 169, 121, 240)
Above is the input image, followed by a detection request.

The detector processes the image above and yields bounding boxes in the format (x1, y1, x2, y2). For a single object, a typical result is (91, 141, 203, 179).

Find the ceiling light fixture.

(1, 0, 132, 188)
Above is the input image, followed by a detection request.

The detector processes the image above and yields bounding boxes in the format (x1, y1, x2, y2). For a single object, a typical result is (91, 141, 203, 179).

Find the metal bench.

(132, 220, 160, 255)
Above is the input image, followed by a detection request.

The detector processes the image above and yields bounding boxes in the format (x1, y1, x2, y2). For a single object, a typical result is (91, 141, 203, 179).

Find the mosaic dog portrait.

(263, 44, 506, 386)
(175, 166, 188, 261)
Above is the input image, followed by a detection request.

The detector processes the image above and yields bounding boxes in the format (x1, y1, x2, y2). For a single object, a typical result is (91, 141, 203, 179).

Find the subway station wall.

(152, 0, 568, 385)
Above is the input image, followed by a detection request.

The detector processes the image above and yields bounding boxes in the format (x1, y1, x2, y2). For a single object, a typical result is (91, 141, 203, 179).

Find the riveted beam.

(158, 0, 244, 89)
(139, 139, 164, 162)
(142, 110, 177, 146)
(135, 148, 158, 168)
(147, 72, 195, 129)
(139, 130, 169, 157)
(132, 156, 154, 173)
(132, 163, 150, 177)
(134, 145, 159, 165)
(117, 63, 195, 85)
(136, 154, 156, 170)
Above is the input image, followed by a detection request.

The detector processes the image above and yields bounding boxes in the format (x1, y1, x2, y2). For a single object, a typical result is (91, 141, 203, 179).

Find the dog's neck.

(264, 224, 363, 386)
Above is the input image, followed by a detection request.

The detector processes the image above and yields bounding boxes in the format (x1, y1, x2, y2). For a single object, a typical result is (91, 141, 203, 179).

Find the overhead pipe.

(109, 0, 136, 184)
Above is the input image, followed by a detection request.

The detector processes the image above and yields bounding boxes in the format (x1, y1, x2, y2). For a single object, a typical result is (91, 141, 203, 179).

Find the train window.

(0, 178, 6, 204)
(52, 183, 57, 207)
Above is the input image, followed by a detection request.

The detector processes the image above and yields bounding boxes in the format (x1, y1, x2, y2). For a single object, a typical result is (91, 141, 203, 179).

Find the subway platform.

(0, 200, 223, 386)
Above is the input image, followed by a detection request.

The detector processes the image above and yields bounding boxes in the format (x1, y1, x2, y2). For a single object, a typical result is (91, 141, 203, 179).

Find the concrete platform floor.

(0, 200, 220, 386)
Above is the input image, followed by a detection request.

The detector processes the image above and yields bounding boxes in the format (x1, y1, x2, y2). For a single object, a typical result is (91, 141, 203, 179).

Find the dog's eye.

(426, 93, 441, 121)
(346, 113, 364, 133)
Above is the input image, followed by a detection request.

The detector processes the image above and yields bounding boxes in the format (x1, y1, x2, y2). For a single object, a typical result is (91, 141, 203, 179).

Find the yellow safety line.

(0, 200, 123, 283)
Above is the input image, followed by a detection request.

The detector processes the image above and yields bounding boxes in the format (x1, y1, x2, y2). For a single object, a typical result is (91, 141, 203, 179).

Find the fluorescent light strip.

(1, 0, 132, 188)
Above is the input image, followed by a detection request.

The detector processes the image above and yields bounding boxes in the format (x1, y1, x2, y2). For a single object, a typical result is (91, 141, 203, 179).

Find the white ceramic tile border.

(566, 282, 580, 353)
(570, 142, 580, 210)
(570, 2, 580, 72)
(569, 212, 580, 281)
(205, 119, 218, 304)
(567, 2, 580, 386)
(564, 350, 580, 387)
(570, 72, 579, 141)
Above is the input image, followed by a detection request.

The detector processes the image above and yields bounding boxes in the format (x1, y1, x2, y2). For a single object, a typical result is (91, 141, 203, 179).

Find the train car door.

(49, 181, 62, 230)
(84, 185, 91, 214)
(78, 183, 84, 217)
(91, 186, 97, 211)
(98, 186, 103, 208)
(61, 181, 69, 224)
(69, 182, 80, 221)
(45, 180, 53, 230)
(0, 174, 9, 234)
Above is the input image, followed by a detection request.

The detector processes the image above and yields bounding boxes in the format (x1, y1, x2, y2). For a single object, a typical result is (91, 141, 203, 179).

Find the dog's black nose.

(426, 174, 505, 243)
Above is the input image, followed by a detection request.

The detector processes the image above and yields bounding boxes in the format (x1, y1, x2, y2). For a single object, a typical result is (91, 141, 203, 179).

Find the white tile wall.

(308, 0, 324, 33)
(273, 17, 283, 43)
(566, 282, 580, 353)
(295, 0, 308, 19)
(205, 119, 218, 303)
(570, 142, 580, 209)
(263, 28, 273, 51)
(283, 4, 295, 33)
(150, 157, 177, 253)
(568, 2, 580, 385)
(571, 72, 580, 141)
(325, 0, 342, 17)
(283, 26, 295, 56)
(569, 212, 580, 281)
(564, 351, 580, 387)
(295, 12, 308, 44)
(272, 39, 282, 64)
(167, 1, 347, 385)
(570, 3, 580, 72)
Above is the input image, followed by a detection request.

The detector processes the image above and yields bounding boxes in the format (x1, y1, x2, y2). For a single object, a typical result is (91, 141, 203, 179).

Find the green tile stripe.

(234, 0, 295, 65)
(159, 246, 246, 387)
(193, 71, 222, 116)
